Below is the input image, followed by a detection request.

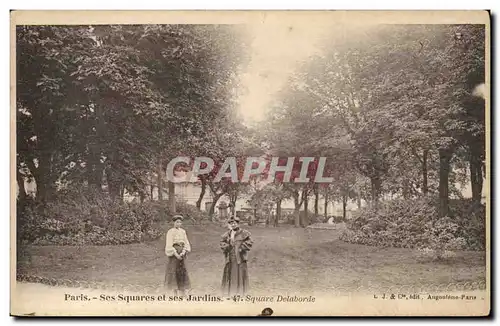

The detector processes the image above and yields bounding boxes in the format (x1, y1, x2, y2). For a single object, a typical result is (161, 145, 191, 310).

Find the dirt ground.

(16, 223, 486, 296)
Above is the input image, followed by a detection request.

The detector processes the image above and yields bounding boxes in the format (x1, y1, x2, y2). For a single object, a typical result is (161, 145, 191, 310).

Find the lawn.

(17, 223, 486, 296)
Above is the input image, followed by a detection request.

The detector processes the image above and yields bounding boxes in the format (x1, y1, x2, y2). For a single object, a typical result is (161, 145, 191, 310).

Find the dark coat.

(220, 228, 253, 265)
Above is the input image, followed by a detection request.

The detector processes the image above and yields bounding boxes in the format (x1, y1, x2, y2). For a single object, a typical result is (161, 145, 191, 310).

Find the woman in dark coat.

(164, 215, 191, 295)
(220, 216, 253, 296)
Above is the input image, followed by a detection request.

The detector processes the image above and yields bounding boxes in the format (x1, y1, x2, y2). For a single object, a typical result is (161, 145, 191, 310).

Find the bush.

(282, 211, 321, 226)
(16, 186, 208, 246)
(173, 201, 210, 224)
(449, 199, 486, 251)
(340, 197, 485, 255)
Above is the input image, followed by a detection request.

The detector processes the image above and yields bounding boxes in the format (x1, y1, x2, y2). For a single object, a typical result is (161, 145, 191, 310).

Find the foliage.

(16, 186, 211, 246)
(16, 24, 486, 238)
(16, 24, 251, 203)
(261, 24, 485, 220)
(248, 182, 290, 208)
(340, 197, 485, 257)
(173, 201, 211, 223)
(449, 198, 486, 250)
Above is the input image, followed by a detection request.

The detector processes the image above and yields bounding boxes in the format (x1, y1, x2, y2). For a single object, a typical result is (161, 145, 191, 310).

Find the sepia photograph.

(10, 10, 490, 317)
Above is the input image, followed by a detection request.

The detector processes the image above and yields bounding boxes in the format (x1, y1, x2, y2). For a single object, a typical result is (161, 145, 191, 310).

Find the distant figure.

(164, 215, 191, 296)
(220, 216, 253, 296)
(327, 216, 334, 224)
(249, 214, 255, 226)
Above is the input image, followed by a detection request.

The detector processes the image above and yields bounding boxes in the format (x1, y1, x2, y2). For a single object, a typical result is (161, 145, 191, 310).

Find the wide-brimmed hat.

(172, 215, 184, 222)
(227, 216, 240, 223)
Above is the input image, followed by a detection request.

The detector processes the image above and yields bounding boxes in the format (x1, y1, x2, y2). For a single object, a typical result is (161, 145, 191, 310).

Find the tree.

(16, 24, 251, 211)
(255, 182, 292, 227)
(279, 24, 486, 217)
(17, 26, 95, 202)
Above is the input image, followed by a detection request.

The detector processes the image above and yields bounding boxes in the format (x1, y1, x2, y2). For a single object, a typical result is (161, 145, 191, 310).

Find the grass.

(17, 223, 486, 295)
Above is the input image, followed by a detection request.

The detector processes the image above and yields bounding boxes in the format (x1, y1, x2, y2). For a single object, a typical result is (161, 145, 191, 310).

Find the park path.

(16, 223, 486, 299)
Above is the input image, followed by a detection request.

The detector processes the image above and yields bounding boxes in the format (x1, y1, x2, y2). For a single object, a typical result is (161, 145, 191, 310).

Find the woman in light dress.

(164, 215, 191, 295)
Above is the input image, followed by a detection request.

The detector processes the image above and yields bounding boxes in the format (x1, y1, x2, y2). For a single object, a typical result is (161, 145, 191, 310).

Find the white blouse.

(165, 227, 191, 256)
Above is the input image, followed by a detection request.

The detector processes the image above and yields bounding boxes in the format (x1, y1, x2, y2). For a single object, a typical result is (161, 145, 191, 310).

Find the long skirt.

(164, 245, 190, 292)
(221, 250, 249, 296)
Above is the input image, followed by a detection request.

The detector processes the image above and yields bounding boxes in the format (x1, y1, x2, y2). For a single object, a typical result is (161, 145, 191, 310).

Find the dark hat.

(172, 215, 184, 222)
(228, 216, 240, 223)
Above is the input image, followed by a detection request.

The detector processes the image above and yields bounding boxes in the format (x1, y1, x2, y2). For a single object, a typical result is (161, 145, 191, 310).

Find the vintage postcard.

(10, 10, 490, 317)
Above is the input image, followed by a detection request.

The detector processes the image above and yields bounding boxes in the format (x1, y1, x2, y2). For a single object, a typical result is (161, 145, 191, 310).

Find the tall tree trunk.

(439, 149, 452, 218)
(357, 184, 362, 209)
(370, 174, 381, 210)
(342, 194, 347, 221)
(86, 147, 104, 192)
(229, 190, 238, 217)
(422, 149, 429, 195)
(93, 164, 104, 191)
(313, 184, 319, 218)
(105, 165, 121, 201)
(293, 192, 301, 228)
(324, 192, 328, 219)
(230, 202, 236, 218)
(157, 156, 163, 201)
(120, 185, 125, 202)
(477, 162, 484, 201)
(16, 170, 27, 203)
(27, 157, 56, 202)
(168, 181, 175, 214)
(275, 199, 281, 227)
(402, 179, 410, 200)
(91, 103, 105, 192)
(303, 191, 309, 227)
(469, 148, 483, 203)
(208, 193, 223, 218)
(196, 177, 207, 210)
(31, 169, 44, 202)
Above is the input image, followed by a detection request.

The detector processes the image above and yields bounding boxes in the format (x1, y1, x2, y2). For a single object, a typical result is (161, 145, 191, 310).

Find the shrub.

(16, 186, 209, 246)
(282, 211, 320, 226)
(172, 201, 210, 224)
(449, 199, 486, 251)
(340, 197, 485, 255)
